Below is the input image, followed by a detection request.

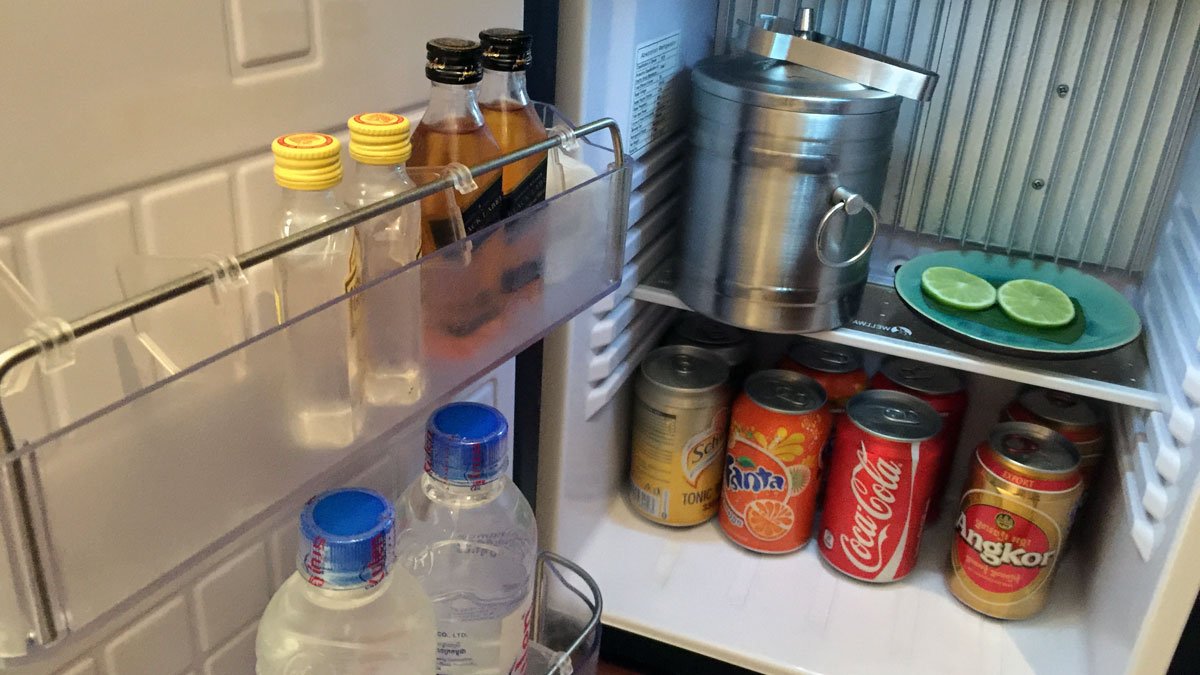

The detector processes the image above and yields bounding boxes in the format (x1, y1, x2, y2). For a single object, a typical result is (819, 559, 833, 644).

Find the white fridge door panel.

(0, 1, 522, 224)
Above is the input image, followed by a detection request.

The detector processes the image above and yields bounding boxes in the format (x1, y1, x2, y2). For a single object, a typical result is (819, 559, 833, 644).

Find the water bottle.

(256, 487, 436, 674)
(345, 113, 425, 407)
(270, 133, 360, 448)
(397, 403, 538, 674)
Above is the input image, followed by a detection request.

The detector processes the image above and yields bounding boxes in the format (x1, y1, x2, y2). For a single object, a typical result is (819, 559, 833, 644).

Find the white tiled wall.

(0, 0, 521, 670)
(0, 0, 521, 441)
(3, 125, 361, 440)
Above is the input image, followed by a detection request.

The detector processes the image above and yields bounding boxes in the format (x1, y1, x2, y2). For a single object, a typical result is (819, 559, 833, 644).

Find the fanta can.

(720, 370, 832, 553)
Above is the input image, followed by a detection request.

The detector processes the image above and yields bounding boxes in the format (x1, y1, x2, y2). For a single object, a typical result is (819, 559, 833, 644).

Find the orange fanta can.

(720, 370, 832, 553)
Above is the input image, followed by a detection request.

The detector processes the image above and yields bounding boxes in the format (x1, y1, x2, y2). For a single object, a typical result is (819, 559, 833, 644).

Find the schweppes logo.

(681, 409, 727, 487)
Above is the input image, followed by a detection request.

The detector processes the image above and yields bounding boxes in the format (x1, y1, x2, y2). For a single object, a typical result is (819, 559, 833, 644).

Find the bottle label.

(503, 157, 548, 218)
(462, 178, 504, 236)
(436, 591, 533, 675)
(347, 230, 364, 337)
(499, 157, 548, 293)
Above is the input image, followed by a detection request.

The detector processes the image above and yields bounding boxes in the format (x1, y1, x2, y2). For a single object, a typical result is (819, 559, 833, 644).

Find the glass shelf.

(0, 120, 629, 657)
(632, 256, 1158, 411)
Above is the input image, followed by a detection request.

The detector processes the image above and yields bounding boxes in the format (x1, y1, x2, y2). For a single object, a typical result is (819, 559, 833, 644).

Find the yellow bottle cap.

(347, 113, 413, 165)
(272, 133, 343, 190)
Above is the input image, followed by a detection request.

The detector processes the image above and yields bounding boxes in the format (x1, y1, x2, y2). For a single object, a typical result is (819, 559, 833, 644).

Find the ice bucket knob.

(746, 15, 939, 102)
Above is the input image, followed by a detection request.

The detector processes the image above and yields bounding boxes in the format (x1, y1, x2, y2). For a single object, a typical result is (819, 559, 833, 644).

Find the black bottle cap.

(479, 28, 532, 71)
(426, 38, 483, 84)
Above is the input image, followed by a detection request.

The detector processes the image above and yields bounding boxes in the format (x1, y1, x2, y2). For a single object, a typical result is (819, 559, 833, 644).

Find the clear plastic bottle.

(411, 38, 507, 354)
(397, 403, 538, 675)
(346, 113, 425, 406)
(410, 38, 505, 250)
(257, 487, 436, 674)
(272, 133, 360, 448)
(255, 485, 439, 667)
(479, 27, 547, 298)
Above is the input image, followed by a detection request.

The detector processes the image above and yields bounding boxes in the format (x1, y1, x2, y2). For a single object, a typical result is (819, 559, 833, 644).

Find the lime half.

(920, 266, 997, 310)
(997, 279, 1076, 328)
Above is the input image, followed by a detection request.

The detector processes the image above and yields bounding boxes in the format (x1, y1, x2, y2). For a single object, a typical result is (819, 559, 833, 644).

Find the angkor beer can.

(1004, 388, 1106, 484)
(819, 390, 943, 582)
(948, 422, 1083, 620)
(870, 357, 968, 521)
(629, 345, 731, 526)
(664, 315, 752, 385)
(777, 339, 867, 413)
(720, 370, 832, 553)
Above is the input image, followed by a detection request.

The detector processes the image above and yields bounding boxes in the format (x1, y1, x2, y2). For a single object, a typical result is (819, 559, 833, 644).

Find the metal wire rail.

(534, 551, 604, 673)
(0, 117, 624, 649)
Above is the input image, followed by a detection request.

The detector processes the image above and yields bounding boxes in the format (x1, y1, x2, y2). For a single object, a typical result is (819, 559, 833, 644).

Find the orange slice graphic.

(744, 499, 794, 541)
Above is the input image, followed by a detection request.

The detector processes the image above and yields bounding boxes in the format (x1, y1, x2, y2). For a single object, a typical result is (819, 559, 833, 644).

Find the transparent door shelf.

(632, 257, 1156, 410)
(0, 120, 629, 657)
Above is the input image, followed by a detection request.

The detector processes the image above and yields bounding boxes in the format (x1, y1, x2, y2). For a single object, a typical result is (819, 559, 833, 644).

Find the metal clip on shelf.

(0, 116, 624, 651)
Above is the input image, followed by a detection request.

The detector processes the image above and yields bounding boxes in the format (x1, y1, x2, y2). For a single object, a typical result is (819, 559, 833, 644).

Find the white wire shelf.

(631, 257, 1157, 411)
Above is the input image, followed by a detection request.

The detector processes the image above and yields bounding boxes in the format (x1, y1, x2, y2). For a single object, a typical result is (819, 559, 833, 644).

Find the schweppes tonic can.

(947, 422, 1083, 620)
(629, 345, 731, 526)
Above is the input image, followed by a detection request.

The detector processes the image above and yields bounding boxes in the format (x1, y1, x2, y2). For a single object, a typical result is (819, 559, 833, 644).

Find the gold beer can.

(629, 345, 731, 526)
(947, 422, 1083, 620)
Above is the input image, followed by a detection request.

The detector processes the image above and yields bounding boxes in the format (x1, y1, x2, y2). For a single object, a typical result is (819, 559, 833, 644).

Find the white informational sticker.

(628, 31, 683, 157)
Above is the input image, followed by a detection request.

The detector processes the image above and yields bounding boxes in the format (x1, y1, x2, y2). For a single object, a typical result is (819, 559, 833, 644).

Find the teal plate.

(894, 250, 1142, 358)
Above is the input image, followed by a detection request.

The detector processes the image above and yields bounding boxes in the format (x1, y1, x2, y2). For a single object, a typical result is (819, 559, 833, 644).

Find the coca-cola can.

(819, 390, 943, 582)
(870, 357, 967, 521)
(947, 422, 1082, 620)
(1003, 388, 1106, 485)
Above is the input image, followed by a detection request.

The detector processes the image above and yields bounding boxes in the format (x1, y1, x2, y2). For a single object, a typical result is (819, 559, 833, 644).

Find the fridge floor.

(576, 497, 1090, 675)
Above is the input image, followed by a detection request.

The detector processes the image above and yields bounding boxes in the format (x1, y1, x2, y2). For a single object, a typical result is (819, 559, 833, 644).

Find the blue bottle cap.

(297, 488, 394, 589)
(425, 402, 509, 486)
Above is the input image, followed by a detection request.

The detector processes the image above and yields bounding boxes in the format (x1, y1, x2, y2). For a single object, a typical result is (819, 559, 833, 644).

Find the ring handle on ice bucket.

(815, 186, 878, 269)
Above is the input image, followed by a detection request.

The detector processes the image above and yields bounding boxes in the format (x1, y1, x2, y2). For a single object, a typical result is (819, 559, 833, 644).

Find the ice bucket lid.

(692, 55, 901, 115)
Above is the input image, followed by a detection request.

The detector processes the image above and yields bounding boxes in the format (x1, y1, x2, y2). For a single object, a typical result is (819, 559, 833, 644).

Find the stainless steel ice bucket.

(678, 16, 937, 332)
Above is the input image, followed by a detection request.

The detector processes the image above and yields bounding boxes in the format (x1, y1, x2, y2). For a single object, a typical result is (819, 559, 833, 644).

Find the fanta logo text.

(957, 513, 1056, 568)
(838, 443, 904, 574)
(725, 455, 785, 493)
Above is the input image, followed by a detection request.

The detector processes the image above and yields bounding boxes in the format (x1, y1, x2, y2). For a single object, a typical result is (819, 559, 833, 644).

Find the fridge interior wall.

(0, 1, 527, 672)
(540, 0, 1200, 673)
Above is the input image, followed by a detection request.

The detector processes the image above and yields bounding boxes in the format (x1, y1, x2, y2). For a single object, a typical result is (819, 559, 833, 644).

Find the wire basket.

(530, 551, 603, 675)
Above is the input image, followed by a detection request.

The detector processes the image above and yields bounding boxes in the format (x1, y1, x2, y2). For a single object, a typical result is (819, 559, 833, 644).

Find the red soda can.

(819, 390, 943, 582)
(1003, 388, 1106, 485)
(870, 357, 967, 521)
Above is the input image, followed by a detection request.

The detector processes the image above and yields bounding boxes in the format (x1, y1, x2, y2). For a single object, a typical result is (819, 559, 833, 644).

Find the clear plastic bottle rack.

(0, 108, 628, 659)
